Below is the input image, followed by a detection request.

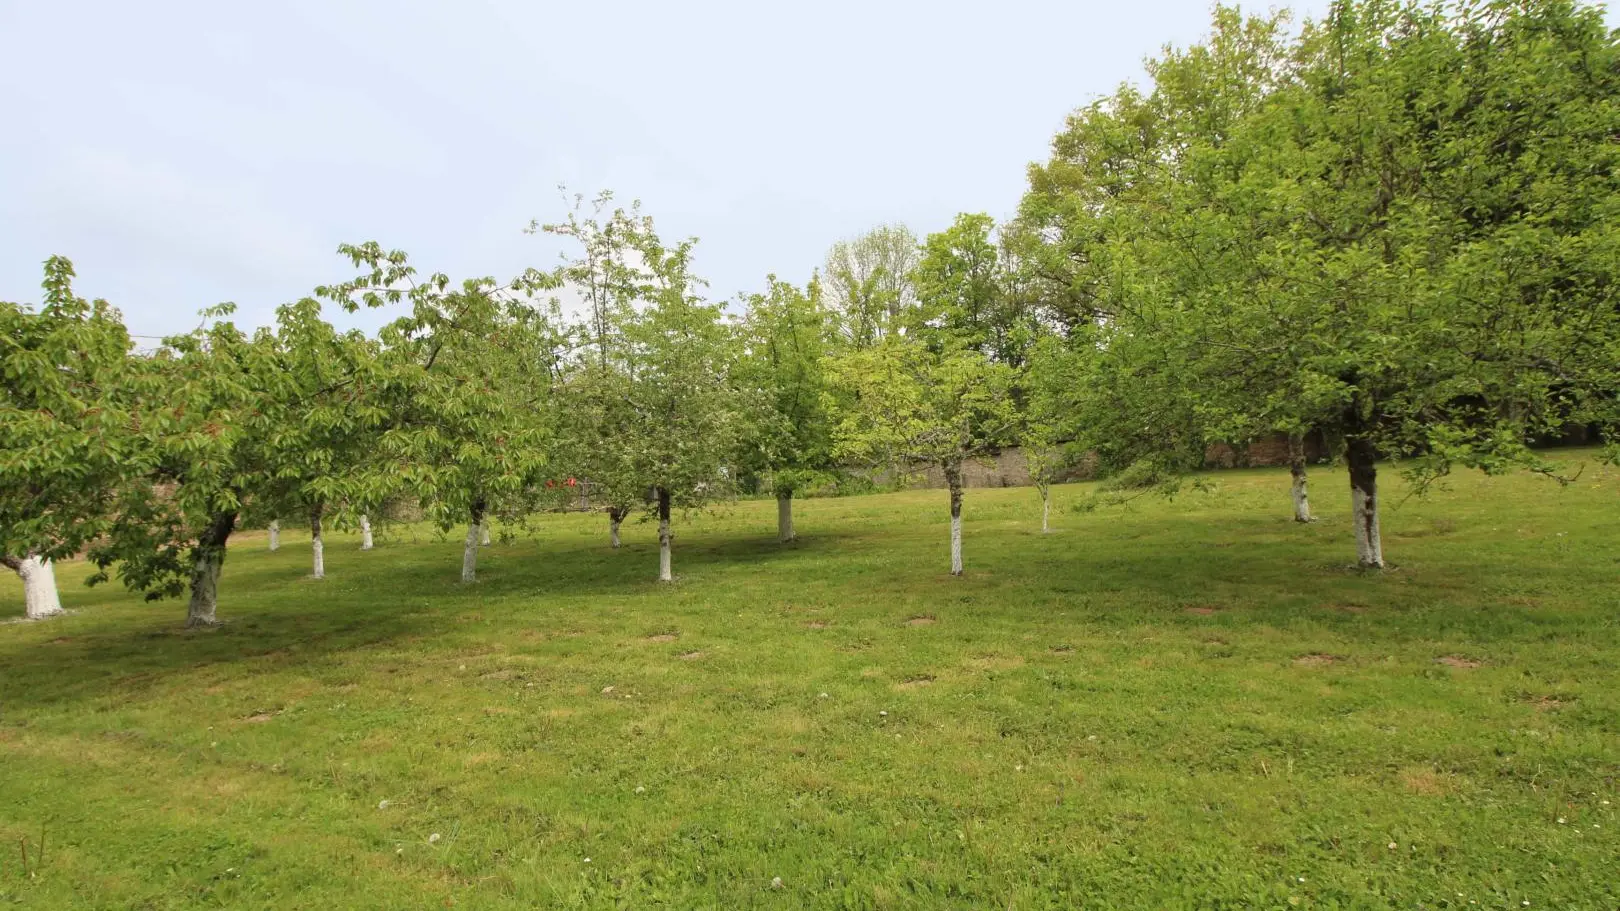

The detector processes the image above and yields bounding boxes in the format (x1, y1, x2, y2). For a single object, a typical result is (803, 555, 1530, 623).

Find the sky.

(1, 0, 1336, 337)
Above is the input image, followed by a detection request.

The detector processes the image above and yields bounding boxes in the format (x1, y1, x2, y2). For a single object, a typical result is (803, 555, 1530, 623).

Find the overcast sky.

(1, 0, 1339, 336)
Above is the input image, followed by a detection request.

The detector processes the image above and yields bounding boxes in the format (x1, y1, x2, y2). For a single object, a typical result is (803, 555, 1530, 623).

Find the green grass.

(2, 455, 1618, 909)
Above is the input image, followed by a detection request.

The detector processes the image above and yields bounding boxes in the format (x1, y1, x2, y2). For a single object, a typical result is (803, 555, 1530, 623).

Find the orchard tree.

(1023, 335, 1083, 534)
(534, 192, 661, 549)
(827, 338, 1019, 575)
(0, 257, 142, 619)
(1020, 0, 1620, 568)
(736, 275, 836, 542)
(614, 228, 741, 582)
(253, 295, 392, 581)
(90, 284, 403, 624)
(318, 244, 563, 584)
(89, 306, 283, 626)
(1203, 0, 1620, 566)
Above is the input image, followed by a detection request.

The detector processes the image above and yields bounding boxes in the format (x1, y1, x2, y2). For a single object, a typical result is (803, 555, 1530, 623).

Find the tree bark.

(462, 500, 486, 583)
(359, 514, 374, 551)
(1289, 434, 1313, 523)
(608, 506, 626, 549)
(268, 520, 280, 551)
(3, 554, 65, 620)
(1038, 483, 1052, 534)
(777, 492, 795, 543)
(481, 524, 492, 547)
(656, 487, 673, 582)
(187, 512, 237, 627)
(1346, 437, 1384, 568)
(945, 461, 964, 576)
(309, 503, 325, 580)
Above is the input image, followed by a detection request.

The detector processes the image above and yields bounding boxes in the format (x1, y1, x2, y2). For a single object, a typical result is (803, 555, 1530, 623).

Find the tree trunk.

(1346, 437, 1384, 569)
(1038, 483, 1052, 534)
(268, 520, 280, 551)
(656, 487, 673, 582)
(1289, 434, 1313, 523)
(3, 554, 65, 620)
(481, 524, 492, 547)
(777, 492, 795, 543)
(187, 512, 237, 627)
(310, 503, 325, 580)
(608, 506, 626, 549)
(945, 462, 964, 576)
(462, 501, 485, 583)
(359, 514, 374, 551)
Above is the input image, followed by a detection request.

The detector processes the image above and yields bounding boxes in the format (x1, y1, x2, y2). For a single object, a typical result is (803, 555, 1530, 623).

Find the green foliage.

(735, 275, 836, 498)
(820, 224, 919, 348)
(0, 257, 143, 564)
(826, 337, 1020, 479)
(318, 243, 564, 533)
(87, 304, 281, 601)
(540, 193, 740, 519)
(1019, 0, 1620, 498)
(910, 213, 1035, 366)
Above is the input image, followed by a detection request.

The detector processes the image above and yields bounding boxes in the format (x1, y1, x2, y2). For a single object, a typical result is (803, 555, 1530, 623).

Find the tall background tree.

(821, 224, 919, 348)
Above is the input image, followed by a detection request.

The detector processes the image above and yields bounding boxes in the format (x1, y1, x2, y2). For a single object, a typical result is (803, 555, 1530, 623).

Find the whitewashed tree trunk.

(309, 505, 325, 580)
(462, 500, 486, 583)
(1038, 482, 1052, 534)
(359, 514, 374, 551)
(461, 524, 480, 583)
(1347, 437, 1384, 568)
(1289, 434, 1313, 523)
(656, 487, 673, 582)
(187, 513, 236, 628)
(3, 555, 65, 620)
(608, 507, 626, 549)
(268, 520, 280, 551)
(945, 462, 964, 576)
(777, 492, 795, 543)
(481, 525, 492, 547)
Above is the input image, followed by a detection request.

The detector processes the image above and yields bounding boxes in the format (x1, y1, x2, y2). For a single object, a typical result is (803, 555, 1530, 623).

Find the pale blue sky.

(1, 0, 1336, 335)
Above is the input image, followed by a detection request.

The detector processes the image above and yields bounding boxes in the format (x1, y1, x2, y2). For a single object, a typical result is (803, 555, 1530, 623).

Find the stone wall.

(900, 432, 1318, 491)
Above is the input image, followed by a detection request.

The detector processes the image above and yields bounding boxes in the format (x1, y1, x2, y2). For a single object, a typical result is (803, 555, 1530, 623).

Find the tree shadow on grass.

(0, 528, 867, 714)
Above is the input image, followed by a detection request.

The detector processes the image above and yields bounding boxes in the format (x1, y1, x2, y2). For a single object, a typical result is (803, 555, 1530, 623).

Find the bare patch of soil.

(905, 615, 936, 627)
(1400, 768, 1450, 796)
(1183, 606, 1219, 616)
(1436, 655, 1482, 669)
(243, 712, 275, 723)
(645, 633, 679, 643)
(804, 621, 829, 630)
(1050, 645, 1075, 654)
(963, 655, 1025, 672)
(896, 675, 935, 690)
(1524, 694, 1573, 711)
(677, 650, 705, 661)
(1293, 653, 1342, 667)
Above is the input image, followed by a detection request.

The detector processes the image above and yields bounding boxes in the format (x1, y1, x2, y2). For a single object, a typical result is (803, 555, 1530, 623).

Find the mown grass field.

(2, 455, 1618, 909)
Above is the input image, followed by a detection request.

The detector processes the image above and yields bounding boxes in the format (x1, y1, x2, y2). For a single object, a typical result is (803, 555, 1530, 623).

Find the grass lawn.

(1, 454, 1617, 909)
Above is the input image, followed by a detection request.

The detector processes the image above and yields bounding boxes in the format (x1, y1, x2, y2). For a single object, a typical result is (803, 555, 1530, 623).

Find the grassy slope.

(0, 456, 1617, 910)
